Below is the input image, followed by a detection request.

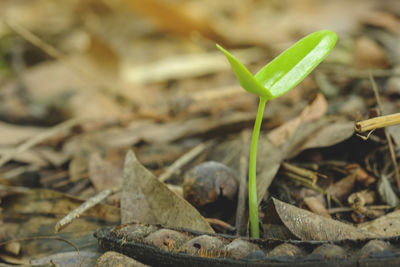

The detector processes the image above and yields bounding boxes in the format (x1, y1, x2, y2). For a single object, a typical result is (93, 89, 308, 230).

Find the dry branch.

(55, 185, 120, 233)
(355, 113, 400, 132)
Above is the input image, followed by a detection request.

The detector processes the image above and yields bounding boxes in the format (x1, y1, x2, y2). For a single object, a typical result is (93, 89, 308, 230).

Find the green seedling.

(217, 30, 337, 238)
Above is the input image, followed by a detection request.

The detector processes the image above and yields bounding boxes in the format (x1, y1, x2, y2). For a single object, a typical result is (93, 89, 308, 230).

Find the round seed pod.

(183, 161, 238, 220)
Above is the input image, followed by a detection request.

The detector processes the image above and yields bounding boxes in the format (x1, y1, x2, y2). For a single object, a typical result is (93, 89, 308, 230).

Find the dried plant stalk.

(355, 113, 400, 132)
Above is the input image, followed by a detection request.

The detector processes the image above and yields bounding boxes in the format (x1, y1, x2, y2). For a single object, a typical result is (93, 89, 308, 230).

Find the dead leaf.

(377, 175, 400, 207)
(88, 154, 122, 192)
(268, 93, 328, 147)
(119, 0, 227, 44)
(271, 198, 376, 240)
(353, 36, 390, 69)
(326, 174, 356, 203)
(256, 136, 283, 204)
(304, 196, 331, 218)
(358, 210, 400, 237)
(0, 122, 46, 146)
(121, 48, 264, 85)
(120, 150, 214, 233)
(282, 117, 355, 159)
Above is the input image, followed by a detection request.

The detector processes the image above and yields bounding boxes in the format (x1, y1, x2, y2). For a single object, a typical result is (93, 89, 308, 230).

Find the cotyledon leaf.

(217, 30, 337, 100)
(216, 44, 272, 100)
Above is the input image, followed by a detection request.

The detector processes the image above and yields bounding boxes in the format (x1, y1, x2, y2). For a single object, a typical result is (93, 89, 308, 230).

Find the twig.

(283, 171, 342, 207)
(158, 141, 211, 182)
(281, 162, 327, 185)
(355, 113, 400, 132)
(328, 205, 393, 214)
(2, 165, 39, 180)
(368, 73, 400, 191)
(0, 117, 83, 168)
(205, 218, 235, 232)
(0, 236, 81, 267)
(55, 185, 120, 233)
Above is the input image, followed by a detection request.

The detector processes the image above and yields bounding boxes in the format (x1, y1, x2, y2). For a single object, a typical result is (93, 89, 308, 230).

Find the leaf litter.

(1, 0, 400, 265)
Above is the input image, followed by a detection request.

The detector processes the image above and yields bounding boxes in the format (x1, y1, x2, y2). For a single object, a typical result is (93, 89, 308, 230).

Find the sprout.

(217, 30, 337, 238)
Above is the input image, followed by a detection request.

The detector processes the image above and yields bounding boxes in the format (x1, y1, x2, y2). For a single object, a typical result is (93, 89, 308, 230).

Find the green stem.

(249, 97, 267, 238)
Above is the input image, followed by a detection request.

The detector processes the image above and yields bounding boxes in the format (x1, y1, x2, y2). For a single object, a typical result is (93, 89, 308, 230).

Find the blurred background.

(1, 0, 400, 265)
(0, 0, 398, 126)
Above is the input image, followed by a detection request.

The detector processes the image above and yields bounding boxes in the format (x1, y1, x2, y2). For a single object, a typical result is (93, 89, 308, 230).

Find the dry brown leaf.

(326, 174, 356, 203)
(256, 136, 283, 204)
(120, 150, 214, 233)
(358, 210, 400, 237)
(353, 36, 390, 69)
(105, 111, 265, 147)
(88, 154, 122, 192)
(0, 122, 46, 146)
(271, 198, 376, 240)
(121, 48, 264, 85)
(0, 147, 61, 167)
(268, 93, 328, 147)
(282, 117, 355, 159)
(118, 0, 227, 44)
(361, 10, 400, 34)
(304, 196, 331, 219)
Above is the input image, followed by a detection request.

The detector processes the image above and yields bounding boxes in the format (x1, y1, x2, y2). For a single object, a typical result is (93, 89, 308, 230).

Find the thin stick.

(368, 73, 400, 190)
(0, 118, 83, 168)
(355, 113, 400, 132)
(55, 185, 120, 232)
(281, 162, 327, 185)
(328, 205, 393, 214)
(283, 171, 342, 206)
(158, 141, 211, 182)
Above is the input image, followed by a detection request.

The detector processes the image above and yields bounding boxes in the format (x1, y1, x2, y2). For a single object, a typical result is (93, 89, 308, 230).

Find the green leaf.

(216, 44, 272, 100)
(217, 30, 337, 100)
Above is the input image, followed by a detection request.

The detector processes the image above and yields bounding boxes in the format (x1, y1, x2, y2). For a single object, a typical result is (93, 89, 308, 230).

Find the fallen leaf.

(0, 122, 46, 146)
(120, 150, 214, 233)
(120, 0, 227, 44)
(256, 136, 283, 204)
(358, 210, 400, 237)
(271, 198, 375, 240)
(304, 196, 331, 218)
(353, 36, 390, 69)
(268, 93, 328, 147)
(377, 175, 400, 207)
(121, 48, 264, 85)
(88, 153, 122, 192)
(282, 117, 354, 159)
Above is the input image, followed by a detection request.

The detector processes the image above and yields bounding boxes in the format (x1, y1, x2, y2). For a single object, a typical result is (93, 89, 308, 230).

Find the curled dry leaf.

(120, 150, 214, 233)
(271, 198, 376, 240)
